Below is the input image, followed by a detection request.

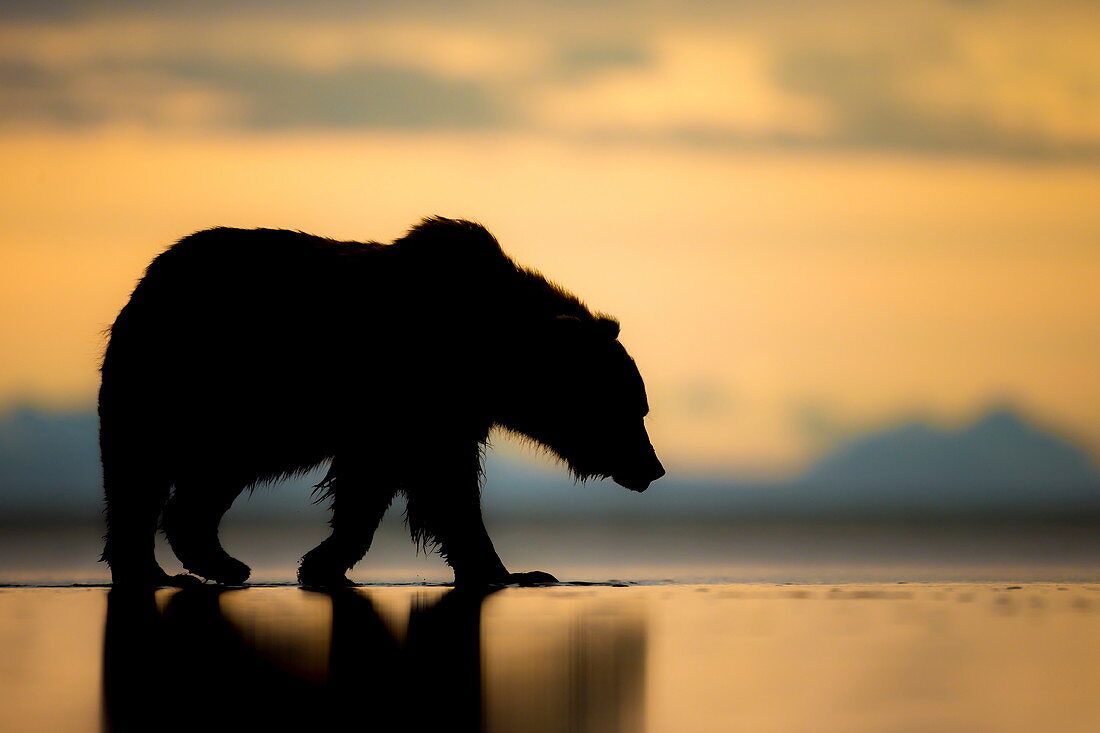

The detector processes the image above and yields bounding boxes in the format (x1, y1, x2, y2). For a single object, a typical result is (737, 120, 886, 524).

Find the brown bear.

(99, 217, 664, 586)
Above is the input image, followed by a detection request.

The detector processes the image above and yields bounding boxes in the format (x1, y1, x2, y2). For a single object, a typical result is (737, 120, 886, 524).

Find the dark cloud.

(3, 1, 1100, 159)
(0, 0, 453, 20)
(0, 0, 113, 19)
(0, 61, 102, 126)
(159, 59, 505, 129)
(0, 60, 41, 85)
(554, 40, 651, 79)
(0, 58, 506, 129)
(773, 44, 1099, 159)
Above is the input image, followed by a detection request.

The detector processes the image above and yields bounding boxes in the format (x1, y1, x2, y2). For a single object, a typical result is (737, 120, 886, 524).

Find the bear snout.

(612, 456, 665, 492)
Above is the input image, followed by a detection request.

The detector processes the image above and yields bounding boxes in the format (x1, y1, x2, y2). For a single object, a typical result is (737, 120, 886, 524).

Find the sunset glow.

(2, 1, 1099, 474)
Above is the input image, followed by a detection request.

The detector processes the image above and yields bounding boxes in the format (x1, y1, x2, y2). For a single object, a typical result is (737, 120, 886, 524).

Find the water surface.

(2, 583, 1099, 732)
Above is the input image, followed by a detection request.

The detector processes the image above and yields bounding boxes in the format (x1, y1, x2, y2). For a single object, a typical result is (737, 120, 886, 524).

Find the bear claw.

(111, 567, 202, 588)
(183, 556, 251, 586)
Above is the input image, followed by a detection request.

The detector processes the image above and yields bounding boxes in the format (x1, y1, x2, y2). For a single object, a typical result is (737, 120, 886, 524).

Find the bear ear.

(596, 316, 620, 339)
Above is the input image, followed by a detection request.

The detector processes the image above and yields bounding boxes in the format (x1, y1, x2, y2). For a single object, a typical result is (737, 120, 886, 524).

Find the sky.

(1, 0, 1098, 477)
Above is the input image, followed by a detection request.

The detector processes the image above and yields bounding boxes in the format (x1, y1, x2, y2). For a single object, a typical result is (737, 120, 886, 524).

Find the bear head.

(496, 314, 665, 492)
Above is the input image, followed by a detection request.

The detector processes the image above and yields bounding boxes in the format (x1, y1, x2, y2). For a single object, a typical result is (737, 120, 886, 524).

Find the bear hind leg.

(163, 481, 250, 585)
(103, 465, 196, 587)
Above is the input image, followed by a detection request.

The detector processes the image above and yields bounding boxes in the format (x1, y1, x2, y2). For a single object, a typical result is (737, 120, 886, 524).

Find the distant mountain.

(1, 404, 1098, 522)
(780, 407, 1100, 517)
(0, 406, 100, 518)
(0, 405, 325, 522)
(489, 406, 1100, 520)
(801, 408, 1099, 493)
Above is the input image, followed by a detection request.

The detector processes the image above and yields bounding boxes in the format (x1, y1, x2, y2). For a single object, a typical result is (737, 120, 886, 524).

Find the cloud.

(0, 0, 442, 21)
(526, 33, 830, 139)
(157, 59, 505, 129)
(772, 20, 1100, 157)
(0, 58, 505, 130)
(2, 1, 1100, 157)
(553, 40, 651, 80)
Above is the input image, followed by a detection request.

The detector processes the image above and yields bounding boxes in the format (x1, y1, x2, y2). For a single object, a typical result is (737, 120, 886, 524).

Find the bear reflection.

(101, 588, 645, 733)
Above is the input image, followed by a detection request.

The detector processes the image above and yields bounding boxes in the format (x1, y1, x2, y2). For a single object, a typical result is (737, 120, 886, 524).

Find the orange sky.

(1, 1, 1099, 474)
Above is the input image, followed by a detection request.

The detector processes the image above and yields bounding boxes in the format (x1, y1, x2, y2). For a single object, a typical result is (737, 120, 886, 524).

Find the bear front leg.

(405, 455, 557, 587)
(163, 481, 250, 585)
(299, 482, 395, 587)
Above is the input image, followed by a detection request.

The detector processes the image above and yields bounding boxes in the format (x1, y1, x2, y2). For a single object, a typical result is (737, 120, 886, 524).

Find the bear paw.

(506, 570, 558, 586)
(297, 565, 355, 588)
(184, 555, 251, 586)
(112, 566, 202, 588)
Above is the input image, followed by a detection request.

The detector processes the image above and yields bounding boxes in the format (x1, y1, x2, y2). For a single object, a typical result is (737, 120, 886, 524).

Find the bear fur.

(99, 217, 664, 586)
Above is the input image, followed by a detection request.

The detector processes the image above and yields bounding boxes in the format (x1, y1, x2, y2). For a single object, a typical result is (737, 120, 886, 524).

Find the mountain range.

(1, 404, 1097, 522)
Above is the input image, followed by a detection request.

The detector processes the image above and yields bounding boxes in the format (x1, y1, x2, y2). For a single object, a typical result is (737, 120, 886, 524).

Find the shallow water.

(5, 521, 1100, 585)
(2, 583, 1100, 732)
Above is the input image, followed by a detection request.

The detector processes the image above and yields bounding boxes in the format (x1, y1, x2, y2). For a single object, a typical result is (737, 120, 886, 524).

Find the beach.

(3, 582, 1099, 732)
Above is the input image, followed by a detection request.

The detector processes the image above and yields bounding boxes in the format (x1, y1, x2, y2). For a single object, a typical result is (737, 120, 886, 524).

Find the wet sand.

(2, 583, 1099, 732)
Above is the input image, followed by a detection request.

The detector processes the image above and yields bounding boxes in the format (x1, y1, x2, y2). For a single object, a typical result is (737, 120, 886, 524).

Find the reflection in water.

(102, 587, 328, 732)
(1, 584, 1096, 732)
(484, 601, 646, 733)
(100, 587, 646, 733)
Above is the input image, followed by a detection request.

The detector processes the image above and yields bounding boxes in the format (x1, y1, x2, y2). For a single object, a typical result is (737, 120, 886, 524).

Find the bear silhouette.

(99, 217, 664, 586)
